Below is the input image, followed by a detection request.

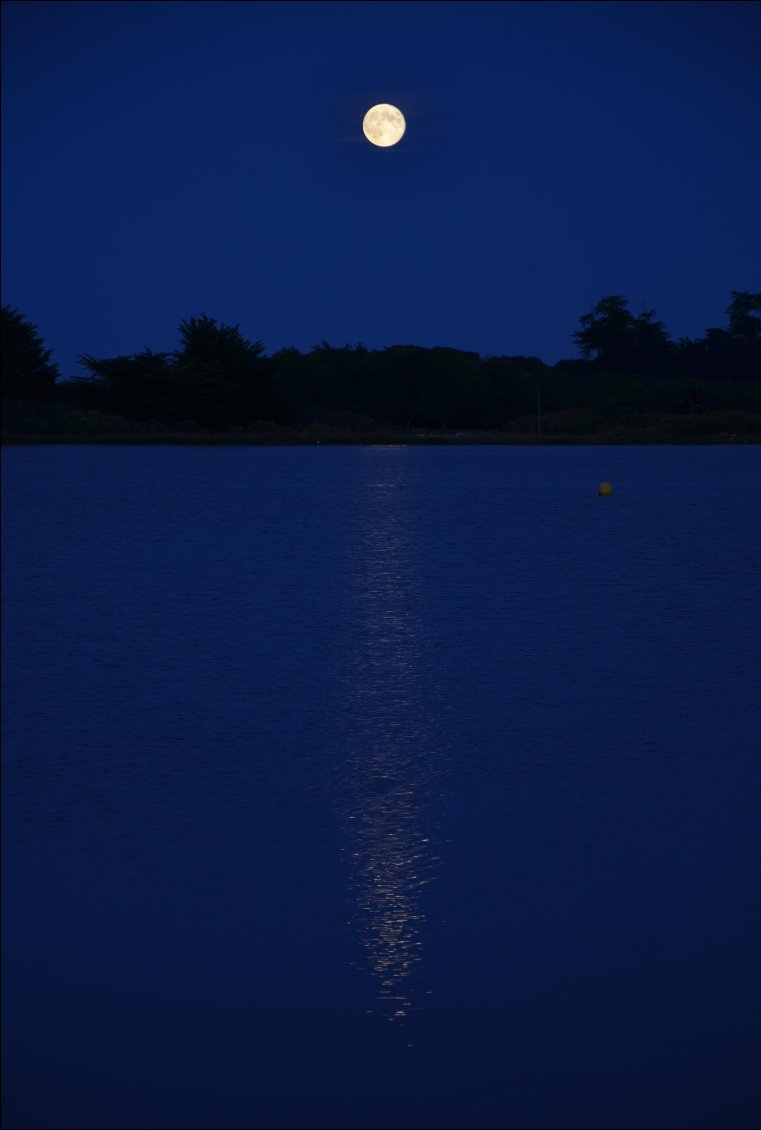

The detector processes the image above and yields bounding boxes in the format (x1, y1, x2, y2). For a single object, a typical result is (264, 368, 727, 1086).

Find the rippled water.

(2, 444, 760, 1129)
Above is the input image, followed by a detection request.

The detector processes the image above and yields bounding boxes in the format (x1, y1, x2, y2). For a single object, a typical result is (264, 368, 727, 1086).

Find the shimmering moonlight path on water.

(2, 444, 760, 1130)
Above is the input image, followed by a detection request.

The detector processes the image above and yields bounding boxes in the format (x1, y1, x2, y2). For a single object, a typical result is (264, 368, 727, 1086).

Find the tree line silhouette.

(2, 292, 759, 437)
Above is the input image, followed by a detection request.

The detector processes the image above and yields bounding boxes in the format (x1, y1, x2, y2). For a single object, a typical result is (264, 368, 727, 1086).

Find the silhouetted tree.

(300, 341, 374, 420)
(476, 356, 549, 428)
(267, 346, 309, 425)
(678, 291, 761, 380)
(629, 305, 676, 376)
(574, 296, 633, 372)
(76, 349, 175, 421)
(727, 290, 761, 343)
(171, 314, 272, 427)
(574, 295, 674, 376)
(1, 305, 59, 400)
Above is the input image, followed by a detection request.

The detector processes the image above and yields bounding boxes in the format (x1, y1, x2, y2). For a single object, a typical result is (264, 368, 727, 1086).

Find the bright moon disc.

(362, 104, 406, 147)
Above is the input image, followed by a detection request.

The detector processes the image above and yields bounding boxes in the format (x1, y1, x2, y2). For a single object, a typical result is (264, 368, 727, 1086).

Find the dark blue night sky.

(2, 0, 760, 375)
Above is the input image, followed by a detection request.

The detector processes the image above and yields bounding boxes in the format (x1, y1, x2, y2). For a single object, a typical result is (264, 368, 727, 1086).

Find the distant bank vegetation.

(2, 292, 760, 440)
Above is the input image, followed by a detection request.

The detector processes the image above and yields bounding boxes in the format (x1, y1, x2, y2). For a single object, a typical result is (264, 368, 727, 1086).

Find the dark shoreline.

(2, 431, 758, 446)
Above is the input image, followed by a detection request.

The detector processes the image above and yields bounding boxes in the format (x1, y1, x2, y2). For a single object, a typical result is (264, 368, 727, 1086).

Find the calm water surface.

(2, 445, 760, 1129)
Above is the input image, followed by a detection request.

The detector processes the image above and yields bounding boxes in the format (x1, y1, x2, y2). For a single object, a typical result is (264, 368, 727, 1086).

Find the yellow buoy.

(598, 481, 613, 496)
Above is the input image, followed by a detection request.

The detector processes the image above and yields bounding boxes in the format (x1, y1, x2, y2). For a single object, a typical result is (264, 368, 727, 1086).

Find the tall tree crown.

(1, 305, 59, 399)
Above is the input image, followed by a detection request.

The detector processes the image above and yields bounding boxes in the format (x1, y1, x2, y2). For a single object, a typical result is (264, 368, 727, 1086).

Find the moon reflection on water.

(341, 448, 444, 1022)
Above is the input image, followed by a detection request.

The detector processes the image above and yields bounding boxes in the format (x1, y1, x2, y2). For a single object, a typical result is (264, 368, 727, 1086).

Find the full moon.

(362, 104, 406, 147)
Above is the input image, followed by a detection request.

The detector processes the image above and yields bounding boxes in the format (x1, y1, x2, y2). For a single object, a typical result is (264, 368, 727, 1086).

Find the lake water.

(2, 444, 760, 1130)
